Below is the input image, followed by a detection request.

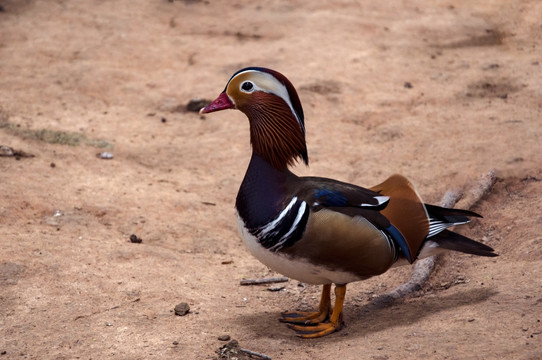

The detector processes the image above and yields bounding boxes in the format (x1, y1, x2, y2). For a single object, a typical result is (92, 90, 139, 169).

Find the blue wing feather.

(314, 188, 388, 209)
(385, 225, 413, 263)
(314, 189, 348, 207)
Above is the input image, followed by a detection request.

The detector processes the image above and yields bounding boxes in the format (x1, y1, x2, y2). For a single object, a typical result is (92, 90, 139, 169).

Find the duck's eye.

(241, 81, 254, 92)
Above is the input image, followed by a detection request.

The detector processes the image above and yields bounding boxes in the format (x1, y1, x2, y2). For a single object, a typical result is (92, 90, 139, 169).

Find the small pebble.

(130, 234, 142, 243)
(97, 152, 114, 160)
(161, 117, 167, 123)
(404, 82, 413, 89)
(174, 302, 190, 316)
(0, 145, 14, 156)
(172, 341, 179, 345)
(106, 322, 113, 327)
(218, 334, 231, 341)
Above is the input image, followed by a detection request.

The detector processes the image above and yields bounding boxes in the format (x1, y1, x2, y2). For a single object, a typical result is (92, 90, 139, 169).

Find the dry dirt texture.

(1, 1, 541, 359)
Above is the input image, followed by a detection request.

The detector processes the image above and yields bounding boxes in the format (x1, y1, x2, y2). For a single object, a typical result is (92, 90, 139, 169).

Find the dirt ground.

(1, 1, 541, 359)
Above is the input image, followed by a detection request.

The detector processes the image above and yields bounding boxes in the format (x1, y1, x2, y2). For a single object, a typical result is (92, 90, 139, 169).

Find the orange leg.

(280, 283, 332, 325)
(285, 284, 346, 338)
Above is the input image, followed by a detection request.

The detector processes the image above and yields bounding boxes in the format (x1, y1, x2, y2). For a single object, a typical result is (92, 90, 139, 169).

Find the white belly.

(236, 213, 362, 285)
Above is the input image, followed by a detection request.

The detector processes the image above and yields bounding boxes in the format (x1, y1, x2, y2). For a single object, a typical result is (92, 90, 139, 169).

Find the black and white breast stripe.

(249, 197, 310, 252)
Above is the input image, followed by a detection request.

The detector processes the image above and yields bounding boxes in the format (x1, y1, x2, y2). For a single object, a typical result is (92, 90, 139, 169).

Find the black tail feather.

(432, 229, 497, 257)
(425, 204, 483, 221)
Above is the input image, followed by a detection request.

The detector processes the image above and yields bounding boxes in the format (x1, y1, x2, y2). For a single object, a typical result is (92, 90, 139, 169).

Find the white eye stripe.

(233, 70, 304, 133)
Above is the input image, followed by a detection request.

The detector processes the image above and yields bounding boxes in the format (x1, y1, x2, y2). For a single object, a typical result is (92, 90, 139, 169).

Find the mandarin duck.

(200, 67, 497, 338)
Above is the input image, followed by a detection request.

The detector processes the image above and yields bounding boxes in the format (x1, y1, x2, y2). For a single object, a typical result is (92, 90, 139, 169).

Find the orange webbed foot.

(287, 318, 343, 338)
(282, 284, 347, 339)
(280, 309, 329, 325)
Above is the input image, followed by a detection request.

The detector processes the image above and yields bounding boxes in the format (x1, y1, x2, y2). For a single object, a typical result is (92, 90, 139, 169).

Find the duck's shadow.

(236, 287, 498, 341)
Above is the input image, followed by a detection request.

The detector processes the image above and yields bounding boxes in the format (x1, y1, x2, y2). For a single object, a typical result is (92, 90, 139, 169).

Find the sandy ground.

(1, 1, 541, 359)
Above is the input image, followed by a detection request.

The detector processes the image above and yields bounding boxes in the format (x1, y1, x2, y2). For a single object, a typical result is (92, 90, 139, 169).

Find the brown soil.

(1, 1, 541, 359)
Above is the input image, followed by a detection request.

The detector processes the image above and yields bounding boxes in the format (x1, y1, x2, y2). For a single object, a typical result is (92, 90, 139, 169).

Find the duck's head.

(200, 67, 308, 170)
